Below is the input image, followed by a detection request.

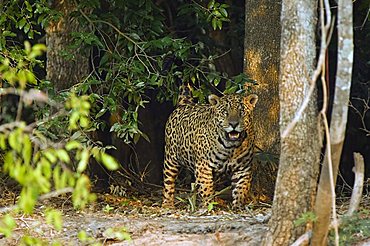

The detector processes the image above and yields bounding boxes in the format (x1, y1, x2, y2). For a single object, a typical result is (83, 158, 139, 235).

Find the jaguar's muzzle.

(226, 130, 245, 141)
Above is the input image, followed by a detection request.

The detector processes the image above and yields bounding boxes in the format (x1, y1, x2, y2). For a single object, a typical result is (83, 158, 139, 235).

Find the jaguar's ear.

(244, 94, 258, 108)
(208, 94, 220, 106)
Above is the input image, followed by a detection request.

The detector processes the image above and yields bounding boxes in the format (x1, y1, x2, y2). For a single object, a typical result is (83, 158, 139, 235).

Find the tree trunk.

(244, 0, 281, 154)
(263, 0, 321, 245)
(244, 0, 281, 202)
(45, 1, 110, 188)
(46, 0, 89, 91)
(312, 0, 354, 244)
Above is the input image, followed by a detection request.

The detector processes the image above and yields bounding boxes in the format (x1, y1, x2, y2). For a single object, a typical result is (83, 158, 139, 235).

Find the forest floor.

(0, 187, 270, 246)
(1, 186, 370, 245)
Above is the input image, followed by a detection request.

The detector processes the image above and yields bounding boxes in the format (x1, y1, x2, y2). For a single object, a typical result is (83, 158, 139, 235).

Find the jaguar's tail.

(177, 82, 195, 106)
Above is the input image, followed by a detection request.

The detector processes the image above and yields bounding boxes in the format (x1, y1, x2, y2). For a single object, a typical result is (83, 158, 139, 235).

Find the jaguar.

(162, 89, 258, 209)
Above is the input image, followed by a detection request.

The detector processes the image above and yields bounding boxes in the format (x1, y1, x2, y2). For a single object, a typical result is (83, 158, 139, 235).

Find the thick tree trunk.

(46, 0, 89, 91)
(244, 0, 281, 202)
(45, 1, 109, 188)
(263, 1, 321, 245)
(312, 1, 354, 244)
(244, 1, 281, 154)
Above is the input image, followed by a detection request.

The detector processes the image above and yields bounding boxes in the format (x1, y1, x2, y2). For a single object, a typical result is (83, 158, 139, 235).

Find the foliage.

(77, 230, 101, 246)
(0, 0, 57, 47)
(71, 0, 245, 143)
(0, 42, 45, 88)
(104, 227, 131, 241)
(293, 211, 317, 227)
(330, 210, 370, 245)
(0, 43, 119, 241)
(0, 215, 16, 238)
(178, 0, 230, 30)
(103, 204, 115, 213)
(0, 0, 248, 145)
(207, 201, 218, 212)
(0, 0, 248, 241)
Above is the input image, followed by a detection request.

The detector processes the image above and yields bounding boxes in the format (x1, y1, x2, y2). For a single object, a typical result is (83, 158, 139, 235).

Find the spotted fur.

(162, 92, 258, 208)
(177, 83, 195, 106)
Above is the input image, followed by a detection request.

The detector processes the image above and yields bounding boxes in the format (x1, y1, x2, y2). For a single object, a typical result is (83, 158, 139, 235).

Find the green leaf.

(78, 230, 88, 242)
(8, 130, 21, 153)
(56, 149, 70, 163)
(77, 149, 90, 173)
(104, 227, 131, 241)
(294, 211, 317, 227)
(101, 152, 119, 170)
(72, 175, 95, 208)
(207, 0, 215, 9)
(213, 10, 222, 17)
(0, 215, 16, 238)
(53, 166, 62, 189)
(65, 140, 81, 150)
(96, 108, 107, 118)
(91, 146, 100, 159)
(24, 23, 31, 33)
(211, 18, 217, 30)
(217, 20, 222, 30)
(44, 150, 57, 164)
(17, 70, 28, 88)
(39, 157, 52, 179)
(18, 18, 27, 29)
(79, 116, 89, 128)
(18, 187, 37, 214)
(130, 33, 140, 40)
(22, 135, 32, 166)
(28, 30, 34, 39)
(213, 77, 220, 86)
(3, 31, 16, 37)
(45, 208, 63, 231)
(207, 201, 218, 212)
(21, 236, 43, 245)
(219, 8, 228, 17)
(0, 134, 6, 150)
(25, 1, 33, 12)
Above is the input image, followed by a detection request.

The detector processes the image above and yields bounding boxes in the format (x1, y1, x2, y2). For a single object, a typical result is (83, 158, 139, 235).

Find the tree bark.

(244, 0, 281, 154)
(263, 1, 321, 245)
(46, 0, 89, 91)
(312, 1, 354, 244)
(244, 0, 281, 203)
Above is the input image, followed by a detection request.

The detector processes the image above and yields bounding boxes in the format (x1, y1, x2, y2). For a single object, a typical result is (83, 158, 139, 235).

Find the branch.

(349, 97, 370, 136)
(295, 154, 364, 245)
(312, 0, 354, 244)
(0, 187, 74, 214)
(291, 231, 312, 246)
(78, 9, 156, 75)
(346, 153, 365, 216)
(320, 111, 340, 246)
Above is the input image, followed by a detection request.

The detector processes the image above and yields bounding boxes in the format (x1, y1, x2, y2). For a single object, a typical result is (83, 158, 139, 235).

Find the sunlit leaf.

(56, 149, 70, 163)
(0, 215, 16, 238)
(44, 150, 57, 164)
(22, 134, 32, 166)
(65, 140, 81, 151)
(77, 149, 90, 173)
(45, 208, 63, 231)
(101, 152, 119, 171)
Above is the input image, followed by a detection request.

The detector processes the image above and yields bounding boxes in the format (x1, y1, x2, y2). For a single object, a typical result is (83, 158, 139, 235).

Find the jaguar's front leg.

(231, 167, 252, 209)
(162, 159, 179, 208)
(195, 160, 215, 207)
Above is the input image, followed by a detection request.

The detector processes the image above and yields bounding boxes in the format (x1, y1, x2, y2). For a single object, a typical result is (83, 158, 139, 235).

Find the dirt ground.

(2, 187, 370, 245)
(0, 188, 272, 246)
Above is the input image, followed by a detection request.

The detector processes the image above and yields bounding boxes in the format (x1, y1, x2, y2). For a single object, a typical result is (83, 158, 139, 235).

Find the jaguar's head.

(209, 93, 258, 142)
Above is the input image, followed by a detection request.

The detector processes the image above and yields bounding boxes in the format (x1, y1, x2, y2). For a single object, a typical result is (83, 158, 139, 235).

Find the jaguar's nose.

(229, 121, 239, 129)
